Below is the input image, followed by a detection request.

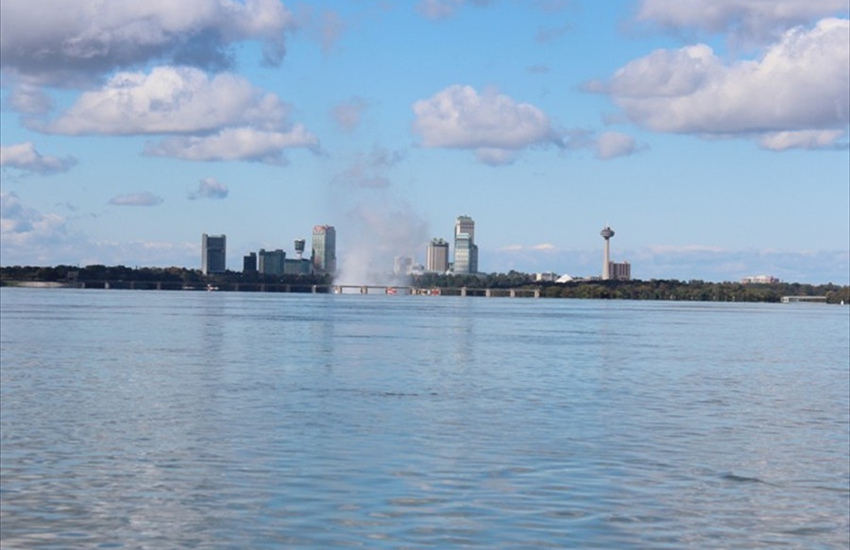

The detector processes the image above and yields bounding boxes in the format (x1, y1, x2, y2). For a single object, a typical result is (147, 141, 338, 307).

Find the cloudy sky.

(1, 0, 848, 283)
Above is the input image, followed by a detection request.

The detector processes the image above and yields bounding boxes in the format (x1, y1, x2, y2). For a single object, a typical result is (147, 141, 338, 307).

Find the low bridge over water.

(49, 281, 541, 297)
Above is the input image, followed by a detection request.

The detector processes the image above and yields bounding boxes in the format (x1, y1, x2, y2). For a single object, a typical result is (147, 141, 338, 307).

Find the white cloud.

(0, 0, 295, 86)
(145, 126, 318, 164)
(0, 191, 69, 258)
(0, 142, 77, 175)
(40, 66, 319, 163)
(595, 132, 638, 159)
(46, 67, 290, 135)
(412, 85, 560, 164)
(5, 84, 54, 114)
(759, 130, 847, 151)
(331, 146, 405, 188)
(594, 18, 850, 150)
(330, 97, 369, 132)
(417, 0, 458, 19)
(188, 177, 229, 200)
(108, 192, 164, 206)
(636, 0, 849, 41)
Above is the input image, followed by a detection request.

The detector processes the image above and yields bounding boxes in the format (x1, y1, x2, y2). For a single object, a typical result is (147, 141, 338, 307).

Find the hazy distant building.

(453, 216, 478, 274)
(394, 256, 414, 275)
(243, 252, 257, 273)
(535, 272, 558, 282)
(258, 249, 286, 276)
(312, 225, 336, 274)
(426, 238, 449, 272)
(742, 275, 779, 284)
(608, 261, 631, 281)
(201, 233, 226, 275)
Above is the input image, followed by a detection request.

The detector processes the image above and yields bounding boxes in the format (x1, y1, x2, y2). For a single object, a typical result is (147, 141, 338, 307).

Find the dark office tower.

(311, 225, 336, 275)
(243, 252, 257, 273)
(201, 233, 226, 275)
(258, 249, 286, 276)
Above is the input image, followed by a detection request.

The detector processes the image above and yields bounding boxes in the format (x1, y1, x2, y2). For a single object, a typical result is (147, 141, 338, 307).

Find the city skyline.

(1, 1, 848, 284)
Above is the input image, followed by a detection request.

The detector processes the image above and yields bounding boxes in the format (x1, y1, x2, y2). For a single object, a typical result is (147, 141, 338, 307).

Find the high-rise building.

(312, 225, 336, 274)
(453, 216, 478, 274)
(258, 249, 286, 276)
(453, 233, 478, 274)
(243, 252, 257, 273)
(608, 261, 631, 281)
(426, 238, 449, 272)
(455, 215, 475, 243)
(201, 233, 226, 275)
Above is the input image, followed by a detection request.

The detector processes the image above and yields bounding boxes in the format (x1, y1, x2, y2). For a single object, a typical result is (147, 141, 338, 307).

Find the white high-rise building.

(426, 238, 449, 272)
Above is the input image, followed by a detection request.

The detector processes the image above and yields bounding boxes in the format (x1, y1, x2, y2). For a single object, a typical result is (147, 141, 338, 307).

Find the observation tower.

(600, 226, 615, 280)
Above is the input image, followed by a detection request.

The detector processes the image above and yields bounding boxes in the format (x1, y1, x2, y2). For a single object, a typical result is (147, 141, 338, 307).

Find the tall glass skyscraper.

(311, 225, 336, 275)
(201, 233, 226, 275)
(453, 215, 478, 274)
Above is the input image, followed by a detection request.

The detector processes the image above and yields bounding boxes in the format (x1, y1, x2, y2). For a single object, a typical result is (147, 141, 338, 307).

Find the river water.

(1, 288, 848, 549)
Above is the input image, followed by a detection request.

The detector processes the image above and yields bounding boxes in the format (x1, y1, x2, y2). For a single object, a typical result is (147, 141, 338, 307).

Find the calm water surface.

(1, 288, 848, 549)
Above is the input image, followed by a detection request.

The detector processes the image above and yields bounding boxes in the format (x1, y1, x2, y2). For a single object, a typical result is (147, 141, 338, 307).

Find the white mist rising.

(335, 199, 429, 287)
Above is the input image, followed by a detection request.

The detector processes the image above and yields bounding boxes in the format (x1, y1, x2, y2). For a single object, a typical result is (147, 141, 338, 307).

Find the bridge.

(33, 281, 541, 298)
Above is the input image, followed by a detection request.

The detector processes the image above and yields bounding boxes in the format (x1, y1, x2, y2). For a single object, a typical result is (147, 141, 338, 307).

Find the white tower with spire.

(600, 225, 615, 280)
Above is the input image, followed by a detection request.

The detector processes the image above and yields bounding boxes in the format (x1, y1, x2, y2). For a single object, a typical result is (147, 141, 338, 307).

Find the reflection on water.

(1, 289, 848, 549)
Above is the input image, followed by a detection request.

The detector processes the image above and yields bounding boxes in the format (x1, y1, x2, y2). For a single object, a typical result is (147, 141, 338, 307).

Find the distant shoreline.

(2, 277, 847, 304)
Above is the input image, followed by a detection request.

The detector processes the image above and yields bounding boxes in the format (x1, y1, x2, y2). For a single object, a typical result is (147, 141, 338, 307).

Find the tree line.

(2, 265, 847, 304)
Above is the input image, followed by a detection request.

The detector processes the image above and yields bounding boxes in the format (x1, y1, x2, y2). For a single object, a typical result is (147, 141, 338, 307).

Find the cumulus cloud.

(5, 84, 54, 115)
(0, 0, 295, 86)
(591, 18, 850, 150)
(636, 0, 849, 42)
(188, 177, 229, 200)
(0, 142, 77, 175)
(45, 67, 290, 135)
(1, 192, 198, 267)
(759, 130, 848, 151)
(412, 84, 561, 164)
(39, 66, 319, 163)
(330, 97, 369, 132)
(0, 191, 69, 257)
(145, 126, 318, 164)
(108, 192, 164, 206)
(594, 132, 639, 159)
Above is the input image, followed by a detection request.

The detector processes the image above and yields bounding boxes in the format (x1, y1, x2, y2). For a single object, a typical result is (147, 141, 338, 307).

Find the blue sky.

(1, 0, 848, 283)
